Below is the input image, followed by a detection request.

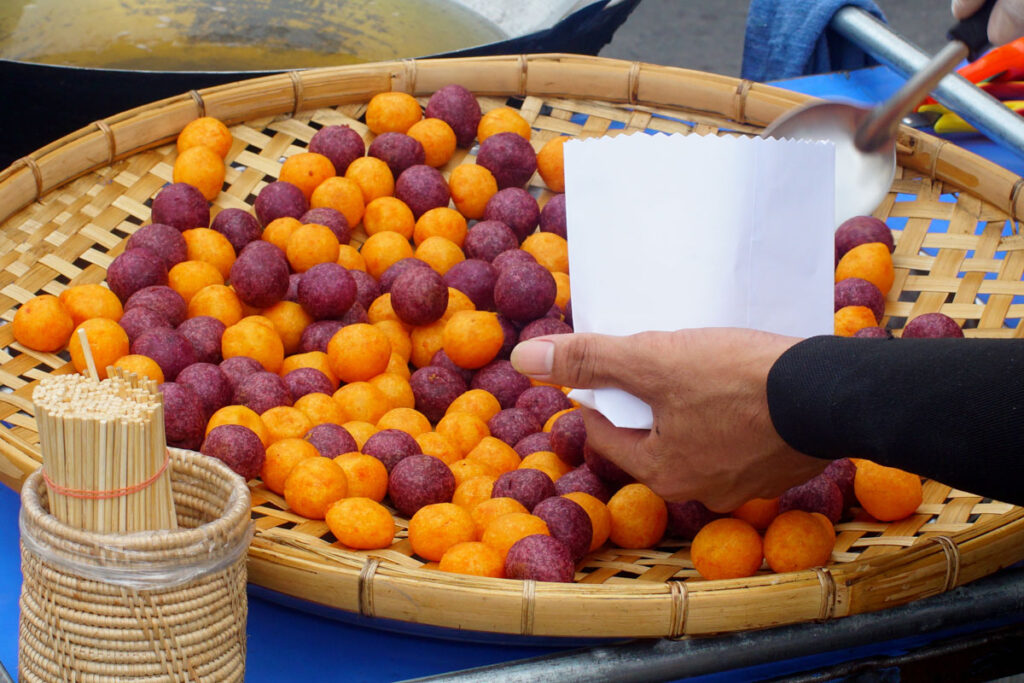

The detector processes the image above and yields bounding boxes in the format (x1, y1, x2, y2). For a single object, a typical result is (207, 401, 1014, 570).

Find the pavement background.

(599, 0, 954, 76)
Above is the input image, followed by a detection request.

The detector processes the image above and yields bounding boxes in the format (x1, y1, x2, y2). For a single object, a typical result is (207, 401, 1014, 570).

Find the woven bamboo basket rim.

(2, 53, 1024, 640)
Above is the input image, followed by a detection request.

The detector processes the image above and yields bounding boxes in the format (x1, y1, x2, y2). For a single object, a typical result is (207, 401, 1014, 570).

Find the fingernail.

(510, 339, 554, 376)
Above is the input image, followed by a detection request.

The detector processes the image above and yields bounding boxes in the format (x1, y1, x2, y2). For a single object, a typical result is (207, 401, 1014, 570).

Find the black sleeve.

(766, 335, 1024, 506)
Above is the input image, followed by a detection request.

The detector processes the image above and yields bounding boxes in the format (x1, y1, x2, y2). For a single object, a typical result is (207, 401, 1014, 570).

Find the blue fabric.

(742, 0, 887, 82)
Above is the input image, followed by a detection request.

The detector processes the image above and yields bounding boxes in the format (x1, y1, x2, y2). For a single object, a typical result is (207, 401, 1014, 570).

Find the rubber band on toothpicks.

(42, 449, 172, 500)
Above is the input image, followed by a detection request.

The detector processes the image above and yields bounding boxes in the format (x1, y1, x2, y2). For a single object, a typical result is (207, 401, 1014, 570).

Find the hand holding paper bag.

(560, 133, 836, 429)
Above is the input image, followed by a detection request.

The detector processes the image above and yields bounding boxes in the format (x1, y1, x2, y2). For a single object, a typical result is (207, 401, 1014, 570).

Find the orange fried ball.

(360, 230, 415, 280)
(170, 261, 225, 305)
(366, 91, 423, 135)
(261, 406, 313, 444)
(415, 431, 462, 466)
(442, 310, 504, 369)
(477, 106, 531, 143)
(520, 232, 568, 274)
(363, 196, 415, 239)
(835, 242, 894, 295)
(110, 354, 165, 384)
(439, 541, 505, 578)
(327, 497, 396, 549)
(333, 453, 389, 502)
(262, 216, 302, 252)
(186, 283, 241, 326)
(606, 483, 668, 549)
(13, 295, 75, 352)
(207, 404, 271, 447)
(406, 118, 457, 168)
(691, 518, 764, 580)
(173, 144, 225, 201)
(536, 135, 567, 192)
(466, 436, 521, 475)
(449, 164, 498, 220)
(452, 474, 497, 511)
(310, 176, 365, 231)
(449, 458, 499, 487)
(333, 382, 392, 424)
(327, 323, 392, 383)
(177, 116, 233, 159)
(376, 406, 431, 437)
(731, 497, 780, 531)
(182, 227, 236, 280)
(470, 497, 528, 538)
(222, 319, 284, 373)
(280, 152, 336, 201)
(408, 502, 477, 562)
(562, 492, 611, 552)
(261, 438, 320, 495)
(414, 236, 464, 276)
(68, 318, 129, 379)
(59, 284, 123, 327)
(446, 389, 502, 423)
(414, 207, 467, 247)
(854, 460, 924, 521)
(834, 305, 879, 337)
(345, 156, 395, 204)
(286, 223, 340, 273)
(763, 510, 834, 573)
(436, 411, 490, 457)
(480, 511, 549, 561)
(283, 455, 348, 519)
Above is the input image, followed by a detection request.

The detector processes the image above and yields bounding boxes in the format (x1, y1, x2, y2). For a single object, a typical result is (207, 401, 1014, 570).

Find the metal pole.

(830, 6, 1024, 159)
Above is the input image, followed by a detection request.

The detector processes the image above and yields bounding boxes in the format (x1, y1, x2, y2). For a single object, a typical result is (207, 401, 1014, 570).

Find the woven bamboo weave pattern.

(1, 55, 1024, 638)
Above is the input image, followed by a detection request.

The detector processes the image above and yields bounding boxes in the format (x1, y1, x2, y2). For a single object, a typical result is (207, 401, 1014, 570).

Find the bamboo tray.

(2, 54, 1024, 639)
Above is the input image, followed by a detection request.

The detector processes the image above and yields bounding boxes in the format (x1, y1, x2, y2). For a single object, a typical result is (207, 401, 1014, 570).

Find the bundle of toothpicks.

(31, 331, 176, 533)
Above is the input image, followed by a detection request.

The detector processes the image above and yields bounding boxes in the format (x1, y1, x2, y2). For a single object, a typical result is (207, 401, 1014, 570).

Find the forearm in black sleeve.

(766, 335, 1024, 506)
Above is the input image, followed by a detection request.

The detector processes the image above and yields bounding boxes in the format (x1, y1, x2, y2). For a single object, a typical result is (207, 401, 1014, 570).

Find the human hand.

(510, 328, 829, 512)
(953, 0, 1024, 45)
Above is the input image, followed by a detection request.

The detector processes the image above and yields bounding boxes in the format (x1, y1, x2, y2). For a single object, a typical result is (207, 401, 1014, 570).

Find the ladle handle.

(948, 0, 997, 61)
(854, 40, 970, 152)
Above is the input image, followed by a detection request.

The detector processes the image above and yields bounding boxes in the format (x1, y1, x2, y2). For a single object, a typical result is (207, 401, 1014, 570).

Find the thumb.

(510, 332, 662, 397)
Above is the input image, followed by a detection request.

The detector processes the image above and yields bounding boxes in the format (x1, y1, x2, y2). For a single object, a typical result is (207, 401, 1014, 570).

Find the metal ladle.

(763, 0, 995, 226)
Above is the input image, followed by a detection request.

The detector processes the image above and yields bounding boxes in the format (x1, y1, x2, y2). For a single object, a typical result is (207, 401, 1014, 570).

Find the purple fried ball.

(301, 207, 351, 245)
(305, 423, 358, 459)
(483, 187, 540, 243)
(493, 261, 557, 323)
(159, 382, 206, 451)
(284, 273, 302, 303)
(533, 496, 592, 563)
(362, 428, 423, 473)
(254, 181, 308, 227)
(505, 534, 575, 583)
(391, 267, 448, 327)
(300, 320, 346, 354)
(471, 359, 530, 409)
(464, 221, 518, 263)
(379, 257, 432, 294)
(854, 326, 893, 339)
(339, 303, 370, 325)
(410, 365, 467, 423)
(429, 349, 474, 385)
(106, 248, 169, 303)
(219, 355, 264, 390)
(496, 315, 519, 359)
(515, 386, 572, 426)
(349, 269, 381, 310)
(282, 367, 335, 399)
(210, 208, 262, 253)
(443, 258, 497, 311)
(476, 132, 537, 189)
(233, 371, 292, 414)
(119, 306, 172, 345)
(388, 454, 455, 517)
(835, 215, 894, 259)
(821, 458, 858, 511)
(779, 474, 844, 524)
(554, 465, 611, 503)
(151, 182, 210, 232)
(539, 194, 567, 239)
(298, 262, 357, 320)
(126, 223, 188, 269)
(492, 468, 556, 512)
(666, 500, 725, 540)
(309, 125, 365, 175)
(201, 424, 266, 480)
(902, 312, 964, 338)
(175, 362, 233, 420)
(513, 431, 552, 458)
(487, 407, 541, 447)
(124, 286, 187, 328)
(835, 278, 884, 323)
(424, 84, 482, 148)
(518, 317, 572, 341)
(394, 165, 450, 218)
(368, 132, 426, 177)
(492, 248, 537, 273)
(131, 328, 196, 381)
(550, 410, 586, 466)
(583, 444, 634, 488)
(230, 241, 290, 308)
(177, 315, 225, 365)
